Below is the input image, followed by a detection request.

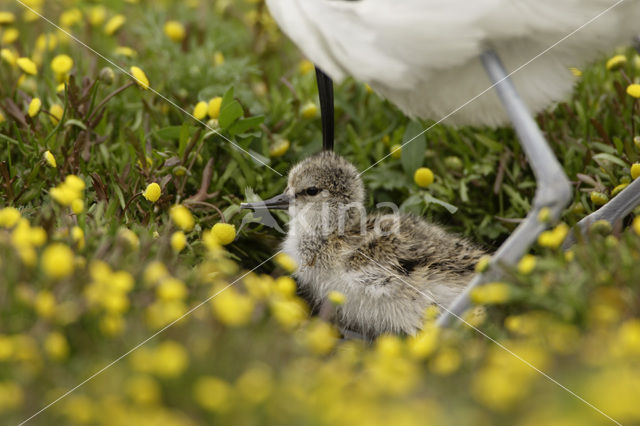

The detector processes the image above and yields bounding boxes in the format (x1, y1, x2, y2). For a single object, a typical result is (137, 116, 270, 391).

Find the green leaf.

(401, 121, 427, 175)
(228, 116, 264, 136)
(474, 134, 504, 152)
(592, 153, 627, 168)
(154, 126, 196, 141)
(219, 101, 244, 130)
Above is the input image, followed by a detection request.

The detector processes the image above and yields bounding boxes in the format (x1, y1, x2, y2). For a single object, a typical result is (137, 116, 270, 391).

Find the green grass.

(1, 1, 640, 425)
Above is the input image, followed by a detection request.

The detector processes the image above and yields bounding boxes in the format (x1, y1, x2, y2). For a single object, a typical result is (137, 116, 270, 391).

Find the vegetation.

(1, 0, 640, 424)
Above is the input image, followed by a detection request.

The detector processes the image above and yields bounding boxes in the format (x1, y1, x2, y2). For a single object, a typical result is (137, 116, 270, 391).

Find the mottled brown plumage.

(279, 152, 486, 338)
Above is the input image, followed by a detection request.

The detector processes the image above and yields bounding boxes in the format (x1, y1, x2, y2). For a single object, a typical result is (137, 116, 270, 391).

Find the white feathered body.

(267, 0, 640, 126)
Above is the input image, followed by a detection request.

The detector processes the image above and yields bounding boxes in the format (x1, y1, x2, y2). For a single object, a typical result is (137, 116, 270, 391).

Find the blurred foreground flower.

(211, 223, 236, 245)
(164, 21, 186, 42)
(170, 204, 194, 231)
(470, 282, 511, 304)
(41, 243, 74, 279)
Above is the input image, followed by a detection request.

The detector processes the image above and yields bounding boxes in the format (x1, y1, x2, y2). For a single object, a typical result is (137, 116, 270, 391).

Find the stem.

(87, 81, 135, 126)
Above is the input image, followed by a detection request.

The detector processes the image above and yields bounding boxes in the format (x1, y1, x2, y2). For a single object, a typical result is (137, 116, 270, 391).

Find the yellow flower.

(413, 167, 434, 188)
(213, 51, 225, 66)
(130, 66, 149, 90)
(157, 277, 187, 301)
(569, 67, 582, 77)
(0, 207, 20, 228)
(211, 287, 254, 326)
(274, 276, 296, 297)
(627, 84, 640, 99)
(51, 54, 73, 75)
(88, 6, 106, 26)
(606, 54, 627, 71)
(0, 48, 16, 66)
(274, 252, 297, 273)
(475, 255, 491, 273)
(142, 182, 161, 202)
(44, 332, 69, 361)
(193, 376, 231, 412)
(170, 231, 186, 253)
(407, 325, 439, 359)
(269, 138, 290, 157)
(114, 46, 137, 58)
(144, 261, 169, 286)
(43, 150, 56, 168)
(49, 103, 63, 124)
(153, 341, 188, 378)
(590, 191, 608, 206)
(60, 8, 82, 27)
(633, 216, 640, 236)
(298, 59, 314, 75)
(0, 11, 16, 24)
(34, 290, 56, 318)
(193, 101, 208, 120)
(41, 243, 74, 279)
(17, 57, 37, 75)
(270, 298, 307, 329)
(517, 254, 536, 275)
(0, 111, 4, 124)
(170, 204, 194, 232)
(328, 290, 346, 305)
(235, 364, 273, 404)
(631, 163, 640, 180)
(208, 96, 222, 119)
(429, 347, 461, 375)
(612, 183, 628, 197)
(300, 102, 318, 119)
(119, 228, 139, 249)
(537, 223, 570, 249)
(104, 14, 126, 35)
(126, 375, 161, 405)
(2, 27, 18, 44)
(27, 97, 41, 117)
(470, 282, 511, 304)
(211, 223, 236, 245)
(71, 226, 84, 249)
(65, 174, 85, 192)
(390, 144, 402, 159)
(164, 21, 186, 42)
(71, 199, 84, 214)
(303, 320, 338, 355)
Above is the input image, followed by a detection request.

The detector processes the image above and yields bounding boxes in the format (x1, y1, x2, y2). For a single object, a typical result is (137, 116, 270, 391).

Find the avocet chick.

(242, 152, 486, 338)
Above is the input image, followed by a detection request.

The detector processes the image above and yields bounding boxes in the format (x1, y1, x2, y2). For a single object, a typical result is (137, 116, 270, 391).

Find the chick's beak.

(240, 192, 290, 210)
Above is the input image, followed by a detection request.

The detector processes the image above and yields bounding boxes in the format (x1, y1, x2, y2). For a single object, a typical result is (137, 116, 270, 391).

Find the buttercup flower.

(0, 11, 15, 24)
(104, 14, 126, 35)
(88, 6, 106, 26)
(470, 282, 511, 304)
(49, 103, 63, 124)
(627, 84, 640, 99)
(143, 182, 161, 202)
(130, 66, 149, 90)
(328, 290, 346, 305)
(170, 231, 186, 253)
(193, 101, 208, 120)
(16, 57, 37, 75)
(517, 254, 536, 275)
(44, 150, 56, 168)
(606, 54, 627, 71)
(0, 207, 20, 228)
(208, 96, 222, 119)
(0, 48, 16, 65)
(300, 101, 318, 119)
(2, 28, 18, 44)
(41, 243, 74, 279)
(51, 54, 73, 75)
(27, 98, 41, 117)
(214, 51, 224, 66)
(390, 144, 402, 159)
(164, 21, 186, 42)
(211, 223, 236, 245)
(193, 376, 231, 412)
(631, 163, 640, 180)
(269, 138, 290, 157)
(414, 167, 434, 188)
(274, 252, 297, 273)
(170, 204, 194, 231)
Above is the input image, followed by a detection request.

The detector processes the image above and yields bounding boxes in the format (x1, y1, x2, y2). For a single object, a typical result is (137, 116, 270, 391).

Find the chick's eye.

(305, 187, 320, 196)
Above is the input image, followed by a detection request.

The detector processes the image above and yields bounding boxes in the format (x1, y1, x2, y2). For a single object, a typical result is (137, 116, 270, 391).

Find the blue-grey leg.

(437, 49, 572, 327)
(562, 177, 640, 248)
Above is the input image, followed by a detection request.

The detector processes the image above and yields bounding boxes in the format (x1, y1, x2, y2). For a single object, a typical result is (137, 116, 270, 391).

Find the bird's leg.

(437, 49, 572, 327)
(563, 177, 640, 248)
